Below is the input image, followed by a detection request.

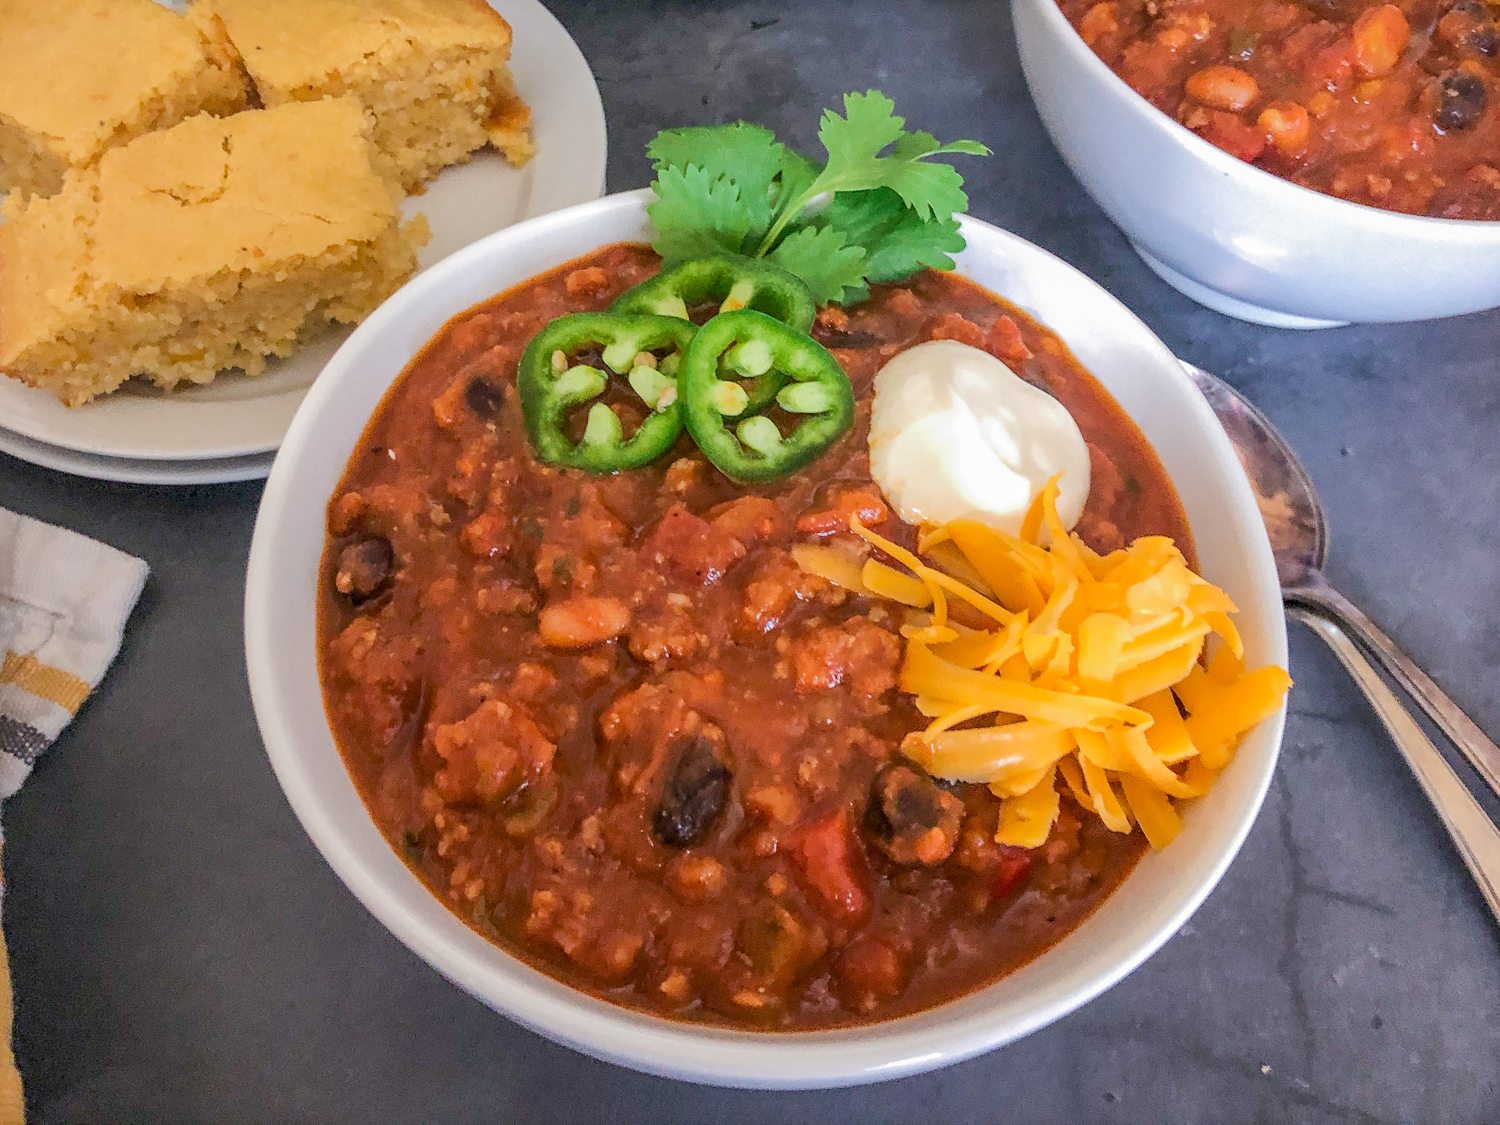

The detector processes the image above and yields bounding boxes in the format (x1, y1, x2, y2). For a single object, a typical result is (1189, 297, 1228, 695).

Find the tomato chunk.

(992, 850, 1034, 900)
(790, 809, 871, 925)
(641, 504, 747, 584)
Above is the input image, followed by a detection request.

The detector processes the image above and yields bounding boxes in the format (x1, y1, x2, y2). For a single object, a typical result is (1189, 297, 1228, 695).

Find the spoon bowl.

(1183, 368, 1324, 586)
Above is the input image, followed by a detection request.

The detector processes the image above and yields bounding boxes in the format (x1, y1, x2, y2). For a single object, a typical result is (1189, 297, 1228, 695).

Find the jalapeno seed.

(554, 364, 608, 399)
(726, 339, 774, 377)
(737, 416, 784, 455)
(710, 381, 750, 415)
(629, 365, 676, 410)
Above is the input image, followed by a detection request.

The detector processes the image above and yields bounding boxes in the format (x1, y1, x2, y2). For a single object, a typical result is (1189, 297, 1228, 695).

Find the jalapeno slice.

(518, 312, 696, 473)
(610, 255, 817, 333)
(679, 310, 855, 483)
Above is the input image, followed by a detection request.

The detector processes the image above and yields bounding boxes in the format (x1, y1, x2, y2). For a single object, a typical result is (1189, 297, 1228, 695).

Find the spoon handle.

(1288, 581, 1500, 803)
(1290, 606, 1500, 926)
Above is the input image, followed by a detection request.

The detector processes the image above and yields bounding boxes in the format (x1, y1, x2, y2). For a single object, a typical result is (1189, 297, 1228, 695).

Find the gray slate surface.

(4, 0, 1499, 1121)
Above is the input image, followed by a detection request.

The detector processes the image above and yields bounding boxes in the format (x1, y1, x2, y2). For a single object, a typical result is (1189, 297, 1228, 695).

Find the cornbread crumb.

(0, 99, 419, 407)
(200, 0, 536, 190)
(0, 0, 250, 200)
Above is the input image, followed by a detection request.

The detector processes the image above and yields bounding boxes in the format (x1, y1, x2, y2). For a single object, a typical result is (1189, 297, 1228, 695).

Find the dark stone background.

(5, 1, 1498, 1121)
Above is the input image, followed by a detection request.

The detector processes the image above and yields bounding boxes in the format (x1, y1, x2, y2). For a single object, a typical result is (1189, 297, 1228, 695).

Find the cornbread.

(200, 0, 536, 190)
(0, 99, 421, 407)
(0, 0, 250, 200)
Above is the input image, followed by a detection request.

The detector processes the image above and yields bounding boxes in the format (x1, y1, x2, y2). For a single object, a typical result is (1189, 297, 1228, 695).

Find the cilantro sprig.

(645, 92, 990, 305)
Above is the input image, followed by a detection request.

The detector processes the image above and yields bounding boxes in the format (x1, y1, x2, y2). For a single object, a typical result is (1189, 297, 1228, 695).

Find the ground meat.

(789, 616, 901, 704)
(431, 699, 556, 805)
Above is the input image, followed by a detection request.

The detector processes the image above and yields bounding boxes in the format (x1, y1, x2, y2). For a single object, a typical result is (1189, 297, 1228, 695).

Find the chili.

(319, 242, 1194, 1030)
(1062, 0, 1500, 218)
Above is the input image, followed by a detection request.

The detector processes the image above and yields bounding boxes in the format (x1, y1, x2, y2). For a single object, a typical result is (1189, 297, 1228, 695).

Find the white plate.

(0, 425, 275, 484)
(0, 0, 606, 475)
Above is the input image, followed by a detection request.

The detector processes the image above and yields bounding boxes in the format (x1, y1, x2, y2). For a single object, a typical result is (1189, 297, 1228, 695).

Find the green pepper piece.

(679, 310, 854, 483)
(518, 312, 697, 473)
(610, 255, 817, 333)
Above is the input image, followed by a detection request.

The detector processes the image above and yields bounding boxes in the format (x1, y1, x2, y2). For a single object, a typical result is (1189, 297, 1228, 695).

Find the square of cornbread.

(200, 0, 536, 191)
(0, 0, 249, 200)
(0, 98, 421, 407)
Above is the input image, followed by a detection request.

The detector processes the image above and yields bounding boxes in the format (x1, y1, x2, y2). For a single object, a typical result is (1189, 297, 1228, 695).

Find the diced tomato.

(790, 809, 871, 924)
(926, 311, 988, 348)
(986, 314, 1033, 371)
(641, 504, 746, 585)
(834, 935, 906, 1002)
(992, 850, 1034, 900)
(1194, 110, 1268, 162)
(796, 490, 889, 536)
(708, 495, 783, 546)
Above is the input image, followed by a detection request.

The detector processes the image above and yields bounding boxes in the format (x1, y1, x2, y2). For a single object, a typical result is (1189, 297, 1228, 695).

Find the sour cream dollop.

(868, 340, 1090, 536)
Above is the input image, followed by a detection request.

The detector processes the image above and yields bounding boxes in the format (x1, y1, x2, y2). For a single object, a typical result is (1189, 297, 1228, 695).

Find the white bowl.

(244, 189, 1288, 1088)
(1012, 0, 1500, 328)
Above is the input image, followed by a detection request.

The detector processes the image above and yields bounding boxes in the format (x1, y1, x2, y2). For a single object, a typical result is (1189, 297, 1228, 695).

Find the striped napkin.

(0, 509, 149, 1123)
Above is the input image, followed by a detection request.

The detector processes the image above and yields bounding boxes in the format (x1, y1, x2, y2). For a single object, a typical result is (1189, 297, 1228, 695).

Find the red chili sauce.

(317, 243, 1193, 1029)
(1061, 0, 1500, 218)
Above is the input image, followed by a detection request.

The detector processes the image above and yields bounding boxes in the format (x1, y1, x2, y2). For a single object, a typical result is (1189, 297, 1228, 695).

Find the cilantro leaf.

(766, 226, 868, 305)
(875, 161, 969, 223)
(757, 90, 988, 251)
(648, 124, 785, 240)
(647, 165, 754, 262)
(817, 91, 907, 175)
(642, 91, 989, 304)
(817, 188, 966, 282)
(893, 131, 991, 161)
(772, 149, 821, 217)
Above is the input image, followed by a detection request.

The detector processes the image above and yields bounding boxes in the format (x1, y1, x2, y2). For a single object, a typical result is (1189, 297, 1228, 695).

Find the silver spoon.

(1185, 364, 1500, 924)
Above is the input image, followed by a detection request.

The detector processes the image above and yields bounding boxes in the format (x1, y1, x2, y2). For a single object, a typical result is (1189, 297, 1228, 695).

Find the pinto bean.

(1258, 101, 1311, 155)
(653, 735, 732, 847)
(1185, 65, 1259, 111)
(538, 596, 630, 648)
(334, 537, 394, 601)
(1351, 4, 1410, 78)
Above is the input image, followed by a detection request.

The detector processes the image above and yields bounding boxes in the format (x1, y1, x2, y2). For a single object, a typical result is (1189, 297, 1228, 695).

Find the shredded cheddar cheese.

(803, 477, 1291, 850)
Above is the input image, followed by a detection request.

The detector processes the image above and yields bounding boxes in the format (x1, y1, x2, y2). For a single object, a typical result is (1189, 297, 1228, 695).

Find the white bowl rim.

(1026, 0, 1500, 231)
(245, 188, 1289, 1088)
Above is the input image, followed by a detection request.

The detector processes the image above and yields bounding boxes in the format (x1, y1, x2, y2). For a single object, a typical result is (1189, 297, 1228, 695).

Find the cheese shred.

(796, 476, 1291, 850)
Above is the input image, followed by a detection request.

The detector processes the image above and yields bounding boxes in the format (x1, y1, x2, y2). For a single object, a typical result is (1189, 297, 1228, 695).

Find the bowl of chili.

(1013, 0, 1500, 327)
(244, 189, 1287, 1086)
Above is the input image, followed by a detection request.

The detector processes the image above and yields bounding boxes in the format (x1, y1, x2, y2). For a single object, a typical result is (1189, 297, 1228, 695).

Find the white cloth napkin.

(0, 508, 147, 1124)
(0, 509, 148, 798)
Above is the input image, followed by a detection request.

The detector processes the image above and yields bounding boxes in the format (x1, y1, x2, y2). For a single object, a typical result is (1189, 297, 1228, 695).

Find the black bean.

(1470, 21, 1499, 55)
(652, 736, 731, 847)
(864, 762, 964, 866)
(812, 326, 881, 349)
(1435, 70, 1488, 130)
(464, 376, 507, 418)
(335, 537, 394, 601)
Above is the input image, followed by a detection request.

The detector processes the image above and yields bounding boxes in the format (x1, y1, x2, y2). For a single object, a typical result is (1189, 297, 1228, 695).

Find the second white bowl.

(1013, 0, 1500, 328)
